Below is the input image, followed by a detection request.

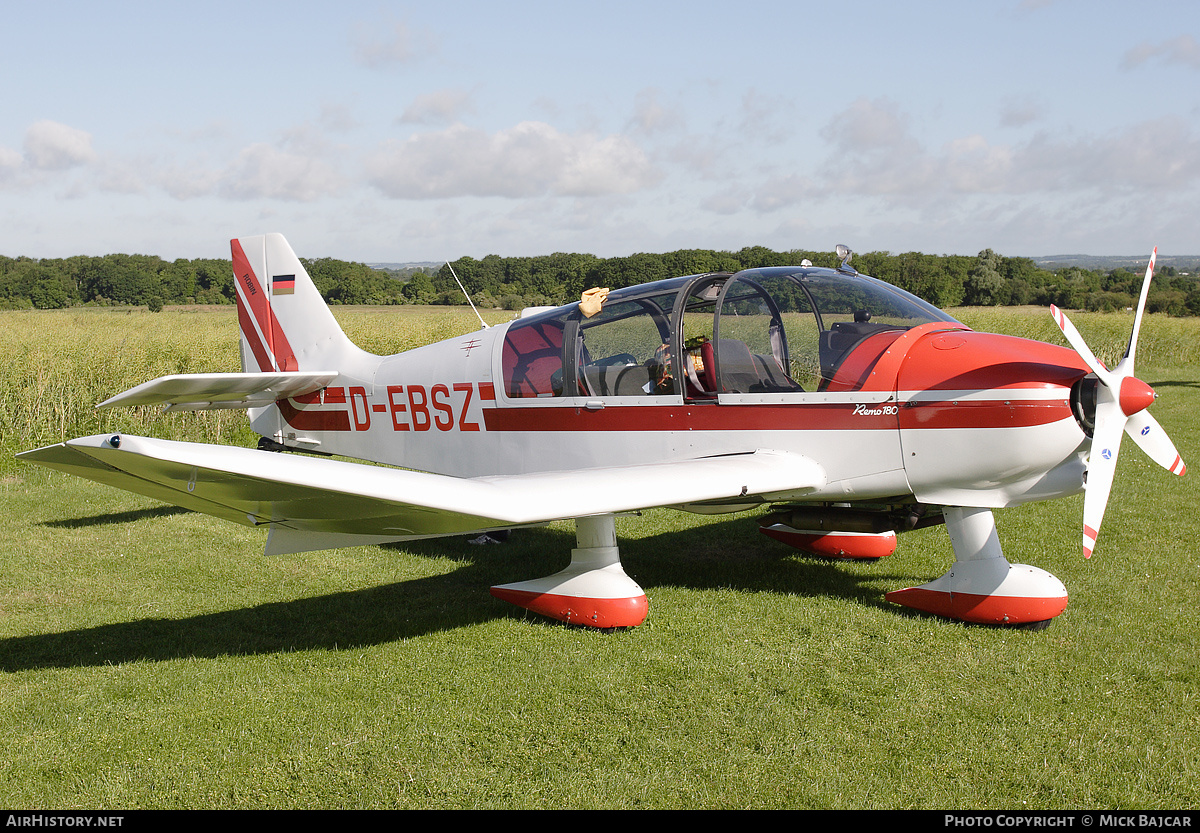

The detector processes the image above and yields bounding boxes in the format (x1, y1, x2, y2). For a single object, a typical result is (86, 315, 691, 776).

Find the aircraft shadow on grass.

(43, 505, 192, 529)
(1145, 378, 1200, 391)
(0, 513, 918, 673)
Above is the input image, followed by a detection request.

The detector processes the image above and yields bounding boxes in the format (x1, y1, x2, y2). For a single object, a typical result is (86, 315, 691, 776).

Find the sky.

(2, 0, 1199, 264)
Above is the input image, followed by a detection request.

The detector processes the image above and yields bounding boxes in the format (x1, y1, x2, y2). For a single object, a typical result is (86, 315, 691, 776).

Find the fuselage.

(250, 265, 1093, 511)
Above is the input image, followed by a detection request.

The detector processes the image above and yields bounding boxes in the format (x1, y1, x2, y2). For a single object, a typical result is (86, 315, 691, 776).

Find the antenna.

(446, 260, 488, 329)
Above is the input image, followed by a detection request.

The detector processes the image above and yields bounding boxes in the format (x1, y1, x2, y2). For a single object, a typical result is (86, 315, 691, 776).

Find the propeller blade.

(1052, 247, 1181, 559)
(1082, 396, 1126, 558)
(1120, 247, 1157, 376)
(1125, 410, 1187, 475)
(1051, 304, 1114, 386)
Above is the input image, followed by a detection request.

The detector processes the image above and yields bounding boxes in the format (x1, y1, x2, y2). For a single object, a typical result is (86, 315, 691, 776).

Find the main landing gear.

(489, 514, 649, 629)
(488, 506, 1068, 630)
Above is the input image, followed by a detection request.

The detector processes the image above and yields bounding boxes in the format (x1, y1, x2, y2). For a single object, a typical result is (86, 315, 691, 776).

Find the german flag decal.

(273, 274, 296, 295)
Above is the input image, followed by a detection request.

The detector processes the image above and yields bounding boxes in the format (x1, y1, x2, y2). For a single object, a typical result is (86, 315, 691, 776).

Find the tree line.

(2, 246, 1198, 316)
(424, 247, 1200, 317)
(0, 253, 407, 310)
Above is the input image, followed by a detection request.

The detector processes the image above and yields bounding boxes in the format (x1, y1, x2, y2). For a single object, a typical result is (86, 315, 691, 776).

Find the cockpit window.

(502, 267, 959, 400)
(501, 283, 683, 398)
(577, 290, 679, 396)
(715, 275, 809, 393)
(713, 268, 958, 394)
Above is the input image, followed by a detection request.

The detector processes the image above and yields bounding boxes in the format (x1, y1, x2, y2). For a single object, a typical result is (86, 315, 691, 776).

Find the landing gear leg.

(886, 506, 1068, 626)
(490, 514, 649, 628)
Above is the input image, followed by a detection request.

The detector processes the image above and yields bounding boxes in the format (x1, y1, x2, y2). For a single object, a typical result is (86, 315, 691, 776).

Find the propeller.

(1050, 247, 1186, 558)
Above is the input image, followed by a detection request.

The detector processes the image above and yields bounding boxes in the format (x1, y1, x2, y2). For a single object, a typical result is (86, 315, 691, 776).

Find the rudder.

(231, 234, 375, 375)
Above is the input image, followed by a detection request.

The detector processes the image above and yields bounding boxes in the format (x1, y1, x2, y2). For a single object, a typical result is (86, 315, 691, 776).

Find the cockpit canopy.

(501, 265, 960, 400)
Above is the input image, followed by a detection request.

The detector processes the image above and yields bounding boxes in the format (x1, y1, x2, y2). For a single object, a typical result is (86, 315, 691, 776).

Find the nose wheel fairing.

(885, 506, 1068, 626)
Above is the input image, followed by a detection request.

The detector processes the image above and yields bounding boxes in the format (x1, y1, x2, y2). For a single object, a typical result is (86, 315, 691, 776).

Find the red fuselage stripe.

(277, 398, 352, 432)
(480, 399, 1072, 432)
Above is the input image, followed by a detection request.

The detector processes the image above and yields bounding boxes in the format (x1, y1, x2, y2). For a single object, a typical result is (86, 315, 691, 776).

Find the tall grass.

(0, 309, 246, 462)
(953, 305, 1200, 368)
(0, 306, 510, 467)
(328, 305, 509, 355)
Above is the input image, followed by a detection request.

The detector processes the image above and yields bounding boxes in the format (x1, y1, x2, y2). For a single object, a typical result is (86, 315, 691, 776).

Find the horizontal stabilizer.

(18, 435, 825, 554)
(97, 371, 338, 411)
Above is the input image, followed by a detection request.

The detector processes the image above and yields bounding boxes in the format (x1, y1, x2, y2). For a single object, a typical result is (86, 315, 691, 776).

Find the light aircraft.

(19, 235, 1185, 630)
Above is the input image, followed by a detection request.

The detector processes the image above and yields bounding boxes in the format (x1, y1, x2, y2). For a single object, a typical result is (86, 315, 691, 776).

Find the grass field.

(1, 304, 1197, 809)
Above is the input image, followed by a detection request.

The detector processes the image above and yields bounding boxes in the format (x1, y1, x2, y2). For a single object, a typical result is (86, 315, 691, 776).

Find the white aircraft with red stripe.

(20, 235, 1184, 630)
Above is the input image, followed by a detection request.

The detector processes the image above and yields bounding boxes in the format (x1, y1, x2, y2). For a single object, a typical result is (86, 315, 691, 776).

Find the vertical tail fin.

(231, 234, 375, 374)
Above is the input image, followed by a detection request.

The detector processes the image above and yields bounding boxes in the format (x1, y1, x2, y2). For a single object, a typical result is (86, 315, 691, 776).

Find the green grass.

(1, 305, 1198, 808)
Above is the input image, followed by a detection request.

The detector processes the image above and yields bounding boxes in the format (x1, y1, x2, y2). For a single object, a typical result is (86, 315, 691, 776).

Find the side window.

(502, 313, 567, 398)
(772, 280, 824, 390)
(712, 272, 910, 394)
(576, 293, 678, 396)
(715, 277, 807, 393)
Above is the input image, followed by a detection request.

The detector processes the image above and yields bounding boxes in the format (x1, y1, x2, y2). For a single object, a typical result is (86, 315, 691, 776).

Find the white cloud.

(0, 145, 21, 181)
(557, 133, 660, 196)
(219, 143, 345, 202)
(629, 88, 685, 135)
(748, 175, 815, 213)
(352, 19, 434, 69)
(820, 97, 911, 155)
(1122, 35, 1200, 71)
(710, 93, 1200, 258)
(999, 96, 1044, 128)
(941, 135, 1016, 193)
(806, 99, 1200, 204)
(1005, 117, 1200, 194)
(93, 157, 147, 195)
(400, 89, 475, 126)
(23, 120, 96, 171)
(366, 121, 660, 199)
(700, 185, 751, 215)
(317, 102, 359, 134)
(157, 165, 223, 201)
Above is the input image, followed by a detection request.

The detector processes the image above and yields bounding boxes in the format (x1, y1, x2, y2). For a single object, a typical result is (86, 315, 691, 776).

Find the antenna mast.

(446, 261, 488, 329)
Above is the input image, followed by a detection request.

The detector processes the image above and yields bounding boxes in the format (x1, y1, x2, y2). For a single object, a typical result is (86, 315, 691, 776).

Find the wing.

(96, 371, 338, 411)
(18, 434, 826, 555)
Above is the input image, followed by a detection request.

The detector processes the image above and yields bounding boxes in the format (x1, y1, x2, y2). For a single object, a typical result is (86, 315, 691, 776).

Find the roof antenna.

(446, 260, 488, 329)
